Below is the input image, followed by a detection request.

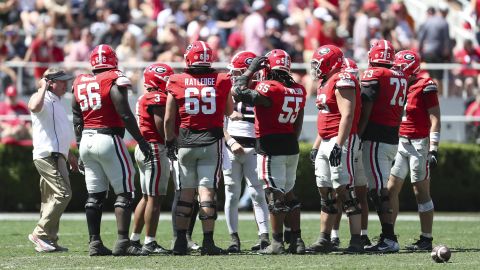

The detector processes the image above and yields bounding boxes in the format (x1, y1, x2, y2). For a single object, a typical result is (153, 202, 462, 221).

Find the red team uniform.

(137, 91, 167, 143)
(254, 79, 306, 191)
(399, 77, 439, 139)
(73, 68, 135, 194)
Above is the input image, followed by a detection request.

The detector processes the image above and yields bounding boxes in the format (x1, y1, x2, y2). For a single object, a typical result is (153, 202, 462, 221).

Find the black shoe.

(173, 236, 188, 256)
(361, 235, 372, 247)
(142, 241, 171, 254)
(364, 234, 399, 253)
(131, 240, 142, 249)
(226, 233, 241, 253)
(251, 239, 270, 251)
(288, 237, 306, 254)
(307, 238, 333, 254)
(331, 237, 340, 251)
(201, 240, 226, 255)
(258, 240, 286, 255)
(112, 239, 148, 256)
(405, 235, 433, 251)
(345, 238, 364, 254)
(89, 240, 112, 256)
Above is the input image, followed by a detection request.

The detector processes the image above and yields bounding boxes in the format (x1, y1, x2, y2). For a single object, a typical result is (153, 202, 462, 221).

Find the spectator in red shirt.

(453, 39, 480, 97)
(24, 27, 65, 80)
(465, 90, 480, 142)
(0, 85, 32, 143)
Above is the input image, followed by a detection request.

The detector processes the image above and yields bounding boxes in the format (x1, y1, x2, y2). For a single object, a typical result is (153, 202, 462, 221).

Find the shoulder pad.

(335, 72, 356, 89)
(422, 79, 438, 93)
(116, 76, 131, 87)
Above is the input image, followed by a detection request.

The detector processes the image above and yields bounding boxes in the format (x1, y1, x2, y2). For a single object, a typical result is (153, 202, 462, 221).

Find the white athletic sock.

(145, 236, 156, 244)
(249, 185, 269, 234)
(225, 183, 241, 234)
(130, 233, 141, 242)
(331, 230, 339, 239)
(421, 232, 432, 238)
(361, 229, 368, 236)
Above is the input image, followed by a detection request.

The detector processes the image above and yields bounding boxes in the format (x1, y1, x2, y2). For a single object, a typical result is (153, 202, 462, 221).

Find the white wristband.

(429, 144, 438, 152)
(227, 138, 237, 147)
(430, 132, 440, 143)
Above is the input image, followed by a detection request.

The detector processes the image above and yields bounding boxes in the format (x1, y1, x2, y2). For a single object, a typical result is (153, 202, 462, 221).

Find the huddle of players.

(71, 37, 439, 256)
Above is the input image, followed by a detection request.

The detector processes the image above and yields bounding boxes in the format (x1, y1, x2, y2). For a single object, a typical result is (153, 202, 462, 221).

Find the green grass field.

(1, 213, 479, 269)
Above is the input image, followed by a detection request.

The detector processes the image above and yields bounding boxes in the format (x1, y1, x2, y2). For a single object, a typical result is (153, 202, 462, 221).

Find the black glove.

(248, 56, 268, 72)
(329, 143, 342, 167)
(310, 148, 318, 167)
(427, 150, 438, 169)
(166, 139, 178, 161)
(78, 158, 85, 175)
(138, 138, 153, 163)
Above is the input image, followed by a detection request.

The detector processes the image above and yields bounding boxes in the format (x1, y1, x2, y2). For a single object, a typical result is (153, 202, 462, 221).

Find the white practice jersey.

(226, 101, 255, 138)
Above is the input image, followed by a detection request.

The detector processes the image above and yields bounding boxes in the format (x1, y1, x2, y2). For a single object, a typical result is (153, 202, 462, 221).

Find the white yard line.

(1, 213, 479, 222)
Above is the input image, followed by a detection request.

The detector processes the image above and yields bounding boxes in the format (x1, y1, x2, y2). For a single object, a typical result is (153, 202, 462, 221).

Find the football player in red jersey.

(388, 50, 441, 251)
(313, 57, 372, 250)
(223, 51, 270, 253)
(128, 63, 174, 254)
(306, 45, 364, 253)
(164, 41, 234, 255)
(72, 44, 153, 256)
(233, 49, 306, 255)
(358, 40, 406, 253)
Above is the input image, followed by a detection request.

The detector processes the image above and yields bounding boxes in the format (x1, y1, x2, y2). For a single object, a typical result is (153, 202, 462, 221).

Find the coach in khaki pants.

(27, 68, 78, 252)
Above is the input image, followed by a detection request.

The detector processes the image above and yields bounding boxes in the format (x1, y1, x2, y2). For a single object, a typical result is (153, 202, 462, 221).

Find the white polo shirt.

(31, 91, 74, 159)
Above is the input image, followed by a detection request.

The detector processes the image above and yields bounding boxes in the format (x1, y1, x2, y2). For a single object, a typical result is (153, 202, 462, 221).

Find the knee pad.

(85, 192, 106, 210)
(320, 188, 338, 214)
(265, 188, 289, 214)
(368, 190, 392, 214)
(173, 191, 195, 218)
(198, 201, 217, 220)
(286, 198, 301, 212)
(418, 200, 434, 213)
(342, 187, 361, 217)
(114, 193, 133, 209)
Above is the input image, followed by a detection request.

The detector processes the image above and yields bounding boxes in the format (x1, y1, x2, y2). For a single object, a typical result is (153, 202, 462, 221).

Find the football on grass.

(431, 245, 451, 263)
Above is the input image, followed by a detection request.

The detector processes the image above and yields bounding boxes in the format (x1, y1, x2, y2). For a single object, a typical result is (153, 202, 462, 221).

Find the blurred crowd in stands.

(1, 0, 480, 143)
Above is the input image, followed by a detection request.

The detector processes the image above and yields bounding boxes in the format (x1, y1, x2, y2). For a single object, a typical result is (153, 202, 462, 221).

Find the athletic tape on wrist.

(227, 138, 237, 147)
(429, 132, 440, 143)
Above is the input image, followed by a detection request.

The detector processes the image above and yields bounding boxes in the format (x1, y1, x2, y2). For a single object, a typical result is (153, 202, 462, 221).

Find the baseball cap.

(5, 85, 17, 97)
(43, 68, 74, 81)
(363, 1, 380, 13)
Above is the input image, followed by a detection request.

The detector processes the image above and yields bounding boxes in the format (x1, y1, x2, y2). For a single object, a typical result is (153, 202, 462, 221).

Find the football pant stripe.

(369, 141, 379, 191)
(116, 135, 133, 192)
(374, 142, 383, 189)
(213, 140, 222, 189)
(261, 155, 270, 188)
(346, 134, 353, 186)
(112, 135, 127, 193)
(154, 143, 161, 195)
(266, 155, 277, 189)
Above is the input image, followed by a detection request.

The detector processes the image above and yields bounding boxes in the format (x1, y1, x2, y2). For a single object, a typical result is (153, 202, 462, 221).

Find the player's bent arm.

(71, 96, 84, 148)
(293, 108, 304, 139)
(336, 87, 355, 146)
(428, 105, 441, 148)
(164, 93, 177, 142)
(152, 106, 166, 140)
(28, 81, 49, 113)
(110, 84, 144, 142)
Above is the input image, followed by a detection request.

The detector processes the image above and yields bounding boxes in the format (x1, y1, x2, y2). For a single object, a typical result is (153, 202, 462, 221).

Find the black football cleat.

(307, 238, 333, 254)
(89, 240, 112, 256)
(405, 235, 433, 251)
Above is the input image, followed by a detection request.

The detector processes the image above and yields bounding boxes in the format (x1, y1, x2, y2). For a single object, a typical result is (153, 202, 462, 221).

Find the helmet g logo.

(319, 47, 331, 55)
(245, 57, 253, 65)
(152, 66, 167, 73)
(403, 54, 415, 60)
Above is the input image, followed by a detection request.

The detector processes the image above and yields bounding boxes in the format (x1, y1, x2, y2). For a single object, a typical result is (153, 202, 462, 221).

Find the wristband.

(227, 138, 237, 147)
(429, 132, 440, 143)
(429, 144, 438, 152)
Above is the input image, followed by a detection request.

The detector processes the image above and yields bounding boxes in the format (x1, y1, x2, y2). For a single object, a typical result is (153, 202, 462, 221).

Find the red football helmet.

(368, 39, 395, 65)
(394, 50, 421, 77)
(184, 40, 213, 67)
(310, 45, 344, 79)
(227, 51, 257, 72)
(266, 49, 291, 73)
(143, 63, 174, 91)
(90, 44, 118, 70)
(342, 57, 359, 78)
